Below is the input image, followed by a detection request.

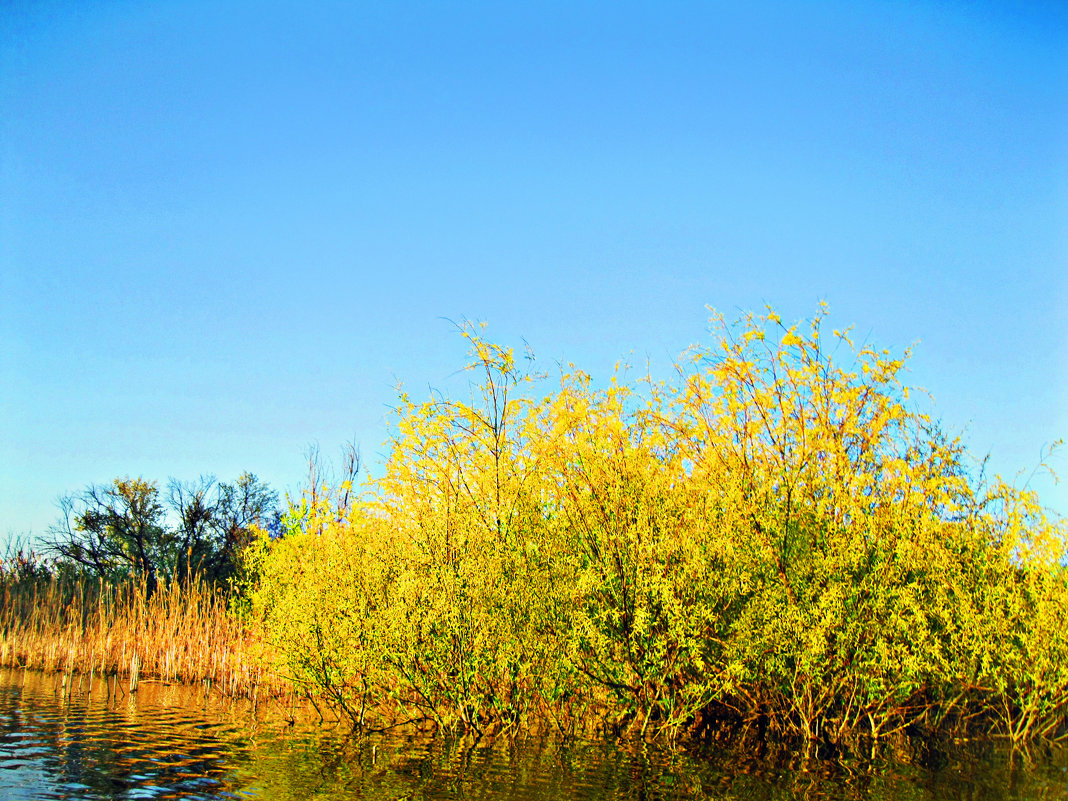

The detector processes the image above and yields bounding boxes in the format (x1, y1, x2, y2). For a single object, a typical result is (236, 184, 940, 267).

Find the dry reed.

(0, 572, 277, 700)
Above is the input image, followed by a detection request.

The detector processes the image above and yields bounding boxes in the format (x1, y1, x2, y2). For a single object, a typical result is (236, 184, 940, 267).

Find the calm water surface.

(0, 668, 1065, 800)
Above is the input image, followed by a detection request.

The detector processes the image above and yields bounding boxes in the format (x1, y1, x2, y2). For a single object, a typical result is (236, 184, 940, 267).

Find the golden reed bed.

(0, 573, 275, 700)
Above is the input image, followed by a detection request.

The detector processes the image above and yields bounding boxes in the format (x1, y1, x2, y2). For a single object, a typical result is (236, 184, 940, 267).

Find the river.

(0, 668, 1064, 800)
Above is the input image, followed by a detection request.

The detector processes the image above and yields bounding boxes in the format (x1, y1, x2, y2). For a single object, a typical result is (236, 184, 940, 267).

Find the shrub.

(246, 309, 1067, 745)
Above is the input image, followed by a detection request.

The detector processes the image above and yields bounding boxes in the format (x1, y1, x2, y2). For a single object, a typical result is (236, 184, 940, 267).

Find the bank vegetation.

(0, 558, 265, 698)
(5, 307, 1066, 751)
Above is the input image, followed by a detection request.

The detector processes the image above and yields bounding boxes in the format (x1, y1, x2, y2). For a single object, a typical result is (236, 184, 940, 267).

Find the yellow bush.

(246, 309, 1068, 745)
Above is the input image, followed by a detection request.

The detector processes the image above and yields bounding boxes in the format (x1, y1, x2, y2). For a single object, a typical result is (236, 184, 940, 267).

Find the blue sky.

(2, 0, 1066, 541)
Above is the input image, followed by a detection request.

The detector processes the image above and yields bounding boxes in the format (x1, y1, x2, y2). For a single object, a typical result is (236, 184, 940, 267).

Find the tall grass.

(0, 558, 268, 699)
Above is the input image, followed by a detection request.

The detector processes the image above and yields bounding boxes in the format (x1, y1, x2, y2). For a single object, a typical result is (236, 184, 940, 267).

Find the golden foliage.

(248, 310, 1067, 745)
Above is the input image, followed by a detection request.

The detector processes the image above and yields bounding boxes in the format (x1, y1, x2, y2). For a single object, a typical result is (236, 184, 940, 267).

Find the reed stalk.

(0, 570, 276, 700)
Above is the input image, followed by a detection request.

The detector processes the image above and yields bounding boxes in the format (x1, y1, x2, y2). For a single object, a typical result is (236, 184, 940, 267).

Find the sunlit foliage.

(247, 309, 1067, 746)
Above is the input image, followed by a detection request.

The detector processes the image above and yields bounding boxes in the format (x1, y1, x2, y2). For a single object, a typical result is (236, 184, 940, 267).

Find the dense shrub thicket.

(244, 308, 1067, 746)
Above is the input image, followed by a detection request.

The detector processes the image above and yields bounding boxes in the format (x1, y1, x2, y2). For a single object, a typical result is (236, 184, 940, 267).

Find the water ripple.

(0, 668, 1067, 800)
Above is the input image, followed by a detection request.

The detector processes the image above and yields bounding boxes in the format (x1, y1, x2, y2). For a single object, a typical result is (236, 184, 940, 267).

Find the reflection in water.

(0, 669, 252, 798)
(0, 668, 1065, 800)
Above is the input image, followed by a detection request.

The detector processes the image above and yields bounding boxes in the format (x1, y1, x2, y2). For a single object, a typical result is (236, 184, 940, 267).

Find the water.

(0, 668, 1065, 800)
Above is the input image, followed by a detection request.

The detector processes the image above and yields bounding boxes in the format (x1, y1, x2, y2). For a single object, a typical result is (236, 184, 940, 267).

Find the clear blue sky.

(2, 0, 1066, 542)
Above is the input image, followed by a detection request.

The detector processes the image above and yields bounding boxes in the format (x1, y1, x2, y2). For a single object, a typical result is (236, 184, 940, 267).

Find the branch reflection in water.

(0, 669, 1065, 800)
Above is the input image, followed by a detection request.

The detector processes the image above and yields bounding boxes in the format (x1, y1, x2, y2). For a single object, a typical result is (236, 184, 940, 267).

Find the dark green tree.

(47, 477, 169, 593)
(47, 472, 278, 590)
(168, 472, 278, 585)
